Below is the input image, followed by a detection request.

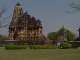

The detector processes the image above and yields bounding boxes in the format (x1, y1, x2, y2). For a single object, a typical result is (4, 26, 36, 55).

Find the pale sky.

(0, 0, 80, 37)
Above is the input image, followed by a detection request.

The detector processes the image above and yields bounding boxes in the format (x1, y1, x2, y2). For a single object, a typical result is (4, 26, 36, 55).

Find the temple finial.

(25, 11, 28, 15)
(63, 25, 64, 28)
(16, 2, 21, 6)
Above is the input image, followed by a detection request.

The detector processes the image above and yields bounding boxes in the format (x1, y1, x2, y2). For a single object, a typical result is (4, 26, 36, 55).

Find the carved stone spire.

(12, 2, 23, 22)
(61, 26, 66, 36)
(16, 2, 21, 6)
(60, 26, 67, 41)
(19, 8, 24, 17)
(25, 11, 28, 15)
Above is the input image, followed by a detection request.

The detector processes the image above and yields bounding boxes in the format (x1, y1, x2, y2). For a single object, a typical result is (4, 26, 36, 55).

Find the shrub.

(5, 43, 57, 49)
(30, 45, 57, 49)
(60, 42, 72, 49)
(18, 45, 27, 49)
(24, 43, 28, 45)
(5, 43, 16, 50)
(5, 43, 27, 50)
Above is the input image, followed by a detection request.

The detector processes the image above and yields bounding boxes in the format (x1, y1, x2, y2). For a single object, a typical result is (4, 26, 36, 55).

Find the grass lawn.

(0, 47, 80, 60)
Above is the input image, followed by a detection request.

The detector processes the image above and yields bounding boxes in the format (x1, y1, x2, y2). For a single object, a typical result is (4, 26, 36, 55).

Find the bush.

(18, 45, 27, 49)
(24, 43, 28, 45)
(5, 43, 15, 50)
(5, 43, 27, 50)
(60, 42, 72, 49)
(5, 43, 57, 49)
(30, 45, 57, 49)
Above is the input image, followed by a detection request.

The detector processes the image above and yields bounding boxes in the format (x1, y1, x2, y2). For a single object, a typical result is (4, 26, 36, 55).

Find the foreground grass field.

(0, 47, 80, 60)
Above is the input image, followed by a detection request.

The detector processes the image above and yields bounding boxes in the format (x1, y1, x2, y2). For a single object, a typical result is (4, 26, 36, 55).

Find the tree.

(66, 30, 75, 41)
(47, 32, 58, 40)
(68, 2, 80, 13)
(0, 34, 8, 40)
(0, 4, 10, 28)
(47, 28, 75, 41)
(0, 5, 10, 40)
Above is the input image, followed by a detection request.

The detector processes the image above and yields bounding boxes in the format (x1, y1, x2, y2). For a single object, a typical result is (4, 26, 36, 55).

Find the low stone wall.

(0, 40, 80, 48)
(67, 41, 80, 48)
(0, 40, 56, 45)
(0, 40, 46, 45)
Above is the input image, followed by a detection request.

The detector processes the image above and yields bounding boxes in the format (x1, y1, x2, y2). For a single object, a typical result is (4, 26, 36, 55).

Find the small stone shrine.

(58, 26, 67, 41)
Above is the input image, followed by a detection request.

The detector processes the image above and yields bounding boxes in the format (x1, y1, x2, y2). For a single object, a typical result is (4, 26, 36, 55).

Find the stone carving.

(9, 2, 45, 42)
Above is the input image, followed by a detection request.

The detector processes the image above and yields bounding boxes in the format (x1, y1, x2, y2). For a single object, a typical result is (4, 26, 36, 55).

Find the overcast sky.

(0, 0, 80, 37)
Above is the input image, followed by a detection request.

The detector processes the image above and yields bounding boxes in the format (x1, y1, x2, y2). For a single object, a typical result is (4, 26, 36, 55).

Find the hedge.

(60, 42, 72, 49)
(29, 45, 57, 49)
(5, 43, 27, 50)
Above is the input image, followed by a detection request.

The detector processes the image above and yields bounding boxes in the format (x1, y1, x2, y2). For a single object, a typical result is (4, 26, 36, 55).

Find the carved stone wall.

(9, 2, 44, 41)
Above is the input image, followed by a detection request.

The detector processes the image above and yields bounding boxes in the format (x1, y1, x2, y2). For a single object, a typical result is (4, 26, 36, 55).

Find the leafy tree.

(47, 28, 75, 41)
(66, 30, 75, 41)
(47, 32, 58, 40)
(0, 34, 8, 40)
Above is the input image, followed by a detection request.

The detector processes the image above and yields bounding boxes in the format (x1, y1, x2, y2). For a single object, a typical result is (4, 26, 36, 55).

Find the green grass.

(0, 47, 80, 60)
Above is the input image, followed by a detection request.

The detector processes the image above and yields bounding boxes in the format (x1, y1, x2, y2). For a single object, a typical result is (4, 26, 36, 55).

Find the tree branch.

(68, 2, 80, 13)
(0, 4, 10, 28)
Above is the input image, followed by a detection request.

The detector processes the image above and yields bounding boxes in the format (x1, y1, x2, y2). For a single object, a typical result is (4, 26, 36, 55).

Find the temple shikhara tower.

(60, 26, 67, 41)
(58, 26, 67, 41)
(9, 2, 45, 42)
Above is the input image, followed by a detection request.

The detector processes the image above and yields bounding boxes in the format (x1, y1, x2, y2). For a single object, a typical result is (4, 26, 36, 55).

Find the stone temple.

(60, 26, 67, 41)
(9, 2, 46, 43)
(58, 26, 67, 41)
